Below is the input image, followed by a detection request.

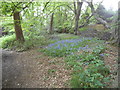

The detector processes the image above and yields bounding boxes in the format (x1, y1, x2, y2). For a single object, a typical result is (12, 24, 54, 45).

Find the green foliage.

(65, 48, 110, 88)
(92, 45, 106, 55)
(0, 32, 51, 51)
(0, 35, 16, 49)
(0, 16, 14, 35)
(79, 27, 87, 31)
(71, 70, 109, 88)
(1, 2, 32, 16)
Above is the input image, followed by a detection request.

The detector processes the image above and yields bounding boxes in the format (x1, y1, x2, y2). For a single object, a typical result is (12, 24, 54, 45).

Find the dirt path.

(2, 48, 71, 88)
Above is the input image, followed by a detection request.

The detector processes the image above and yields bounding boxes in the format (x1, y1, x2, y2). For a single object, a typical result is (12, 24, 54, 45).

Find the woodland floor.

(2, 48, 71, 88)
(2, 31, 119, 88)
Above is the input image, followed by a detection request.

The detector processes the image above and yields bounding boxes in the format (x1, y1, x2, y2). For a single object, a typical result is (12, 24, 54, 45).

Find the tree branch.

(43, 0, 51, 12)
(73, 2, 77, 15)
(79, 14, 93, 28)
(22, 2, 32, 11)
(66, 5, 75, 14)
(83, 0, 110, 29)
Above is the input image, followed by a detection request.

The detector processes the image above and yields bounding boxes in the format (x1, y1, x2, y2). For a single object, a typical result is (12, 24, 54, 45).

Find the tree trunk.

(85, 1, 110, 29)
(74, 1, 83, 35)
(110, 8, 119, 46)
(110, 26, 119, 46)
(13, 11, 25, 42)
(49, 13, 54, 34)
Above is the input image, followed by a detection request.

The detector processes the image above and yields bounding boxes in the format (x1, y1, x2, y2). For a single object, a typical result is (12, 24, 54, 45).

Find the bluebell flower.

(99, 53, 104, 57)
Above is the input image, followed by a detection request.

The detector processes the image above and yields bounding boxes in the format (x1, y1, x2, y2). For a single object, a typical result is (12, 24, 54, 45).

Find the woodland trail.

(2, 48, 71, 88)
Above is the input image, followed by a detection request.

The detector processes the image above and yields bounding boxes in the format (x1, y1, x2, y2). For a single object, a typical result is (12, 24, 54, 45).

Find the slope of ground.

(79, 29, 111, 41)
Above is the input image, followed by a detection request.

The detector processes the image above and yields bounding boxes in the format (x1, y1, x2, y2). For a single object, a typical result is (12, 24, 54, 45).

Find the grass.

(79, 27, 87, 31)
(56, 33, 80, 40)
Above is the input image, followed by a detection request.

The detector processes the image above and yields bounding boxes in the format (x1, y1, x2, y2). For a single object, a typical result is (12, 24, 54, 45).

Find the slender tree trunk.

(49, 13, 54, 34)
(13, 11, 25, 42)
(74, 1, 83, 35)
(62, 8, 68, 33)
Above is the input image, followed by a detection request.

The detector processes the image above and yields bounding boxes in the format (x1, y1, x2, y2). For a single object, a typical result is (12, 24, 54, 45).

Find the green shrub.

(1, 35, 16, 49)
(70, 62, 110, 88)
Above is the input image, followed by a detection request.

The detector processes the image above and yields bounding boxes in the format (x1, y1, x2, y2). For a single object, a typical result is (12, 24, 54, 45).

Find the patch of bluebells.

(47, 37, 92, 48)
(43, 37, 93, 57)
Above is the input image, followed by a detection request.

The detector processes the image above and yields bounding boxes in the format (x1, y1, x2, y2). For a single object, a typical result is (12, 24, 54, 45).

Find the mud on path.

(2, 48, 71, 88)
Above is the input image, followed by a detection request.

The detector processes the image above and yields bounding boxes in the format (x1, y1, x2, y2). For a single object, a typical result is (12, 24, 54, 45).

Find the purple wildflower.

(99, 53, 104, 57)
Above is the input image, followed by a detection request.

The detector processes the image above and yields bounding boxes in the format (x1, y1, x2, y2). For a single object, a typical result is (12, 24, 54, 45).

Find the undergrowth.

(0, 32, 111, 88)
(40, 37, 105, 57)
(0, 33, 51, 51)
(41, 37, 110, 88)
(65, 48, 110, 88)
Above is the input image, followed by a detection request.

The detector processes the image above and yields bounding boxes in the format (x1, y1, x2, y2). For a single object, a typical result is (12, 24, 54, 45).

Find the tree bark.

(110, 25, 119, 45)
(110, 9, 119, 46)
(74, 1, 83, 35)
(49, 13, 54, 34)
(13, 11, 25, 42)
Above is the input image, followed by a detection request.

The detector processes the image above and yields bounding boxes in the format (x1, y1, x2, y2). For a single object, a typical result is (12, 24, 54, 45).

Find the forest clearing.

(0, 0, 119, 88)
